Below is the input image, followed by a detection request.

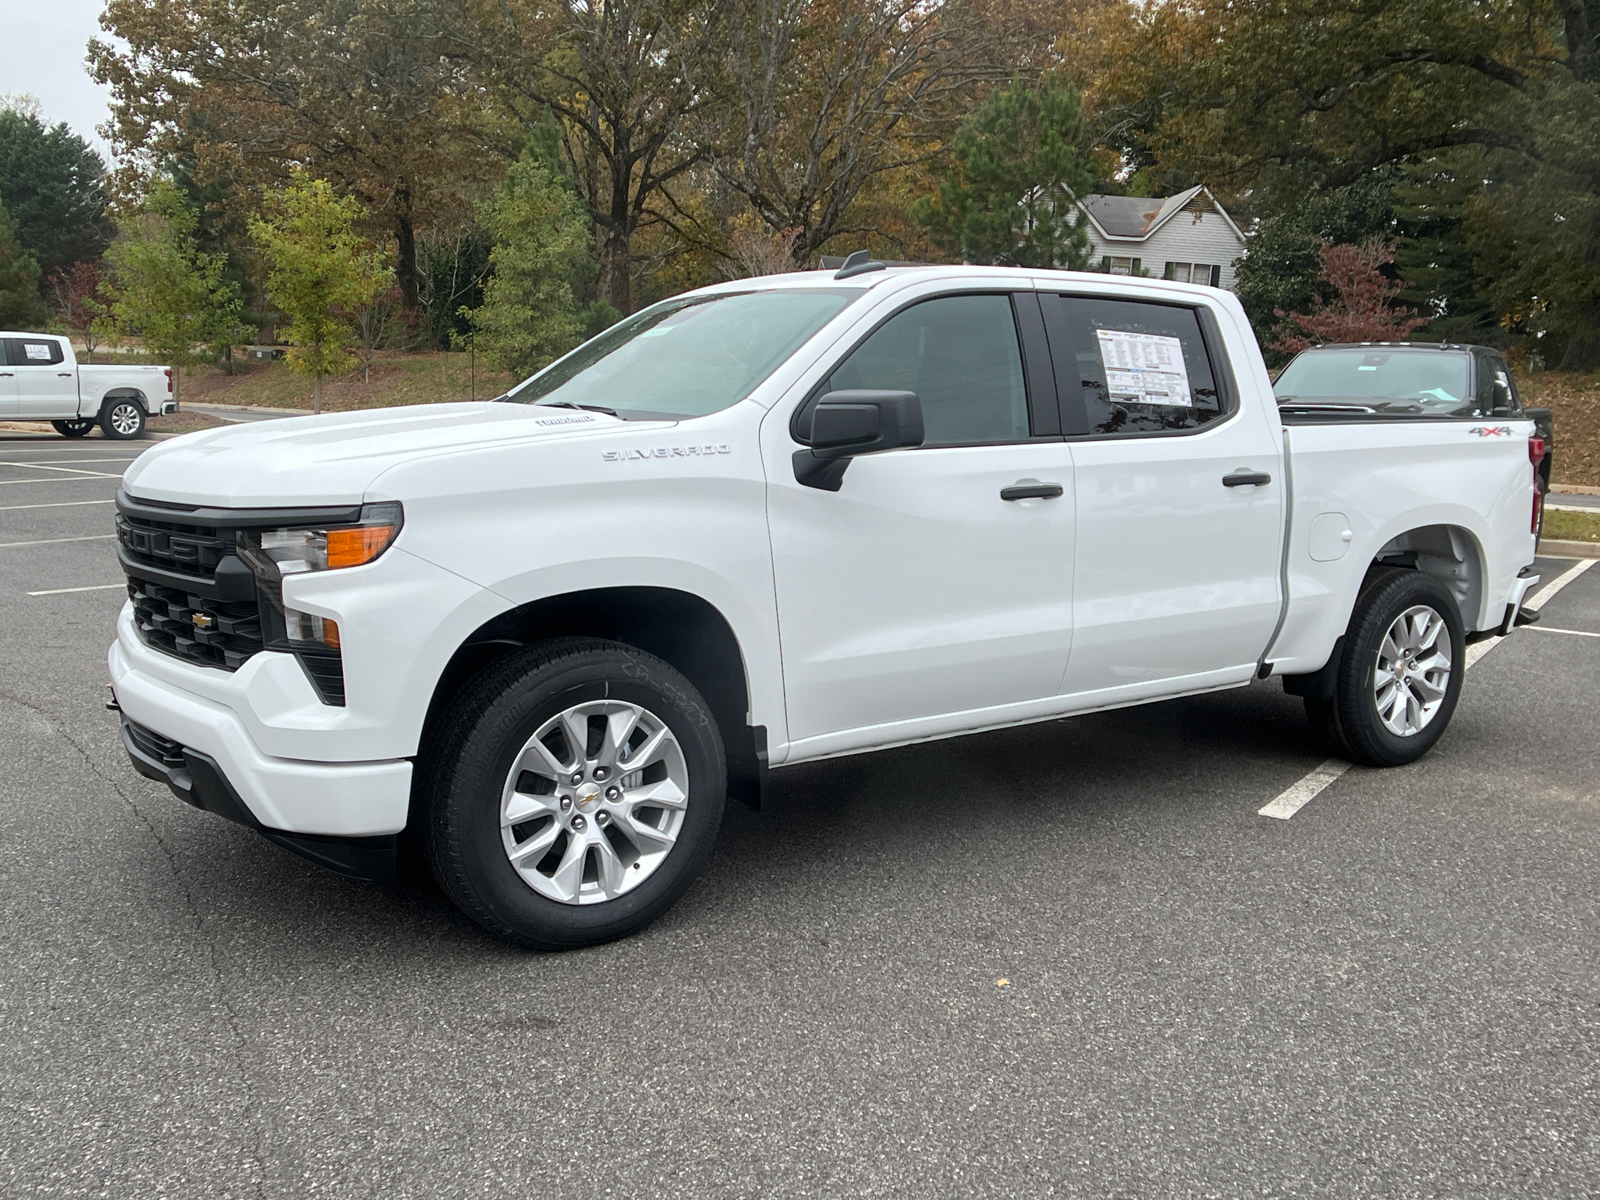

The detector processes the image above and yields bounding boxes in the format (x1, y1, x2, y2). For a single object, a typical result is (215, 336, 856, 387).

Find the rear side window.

(826, 293, 1030, 445)
(7, 338, 65, 366)
(1047, 297, 1227, 434)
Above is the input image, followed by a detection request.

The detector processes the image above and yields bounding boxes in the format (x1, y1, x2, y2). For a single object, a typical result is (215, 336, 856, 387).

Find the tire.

(1305, 568, 1466, 767)
(51, 419, 95, 438)
(420, 638, 726, 950)
(100, 397, 147, 440)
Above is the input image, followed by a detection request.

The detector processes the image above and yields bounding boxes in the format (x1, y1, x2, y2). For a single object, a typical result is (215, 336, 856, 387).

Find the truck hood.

(122, 402, 647, 507)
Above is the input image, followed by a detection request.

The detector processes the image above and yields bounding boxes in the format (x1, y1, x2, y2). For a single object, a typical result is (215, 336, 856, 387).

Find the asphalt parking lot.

(2, 428, 1598, 1199)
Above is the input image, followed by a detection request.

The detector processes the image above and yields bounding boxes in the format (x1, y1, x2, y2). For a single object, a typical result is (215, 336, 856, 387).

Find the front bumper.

(109, 635, 412, 848)
(119, 713, 398, 881)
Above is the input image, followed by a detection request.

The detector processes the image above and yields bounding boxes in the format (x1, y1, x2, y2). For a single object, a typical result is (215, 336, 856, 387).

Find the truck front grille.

(127, 578, 263, 671)
(116, 513, 232, 581)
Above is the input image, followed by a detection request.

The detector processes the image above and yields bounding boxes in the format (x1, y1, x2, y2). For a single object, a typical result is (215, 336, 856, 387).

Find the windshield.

(1274, 348, 1473, 415)
(505, 288, 862, 419)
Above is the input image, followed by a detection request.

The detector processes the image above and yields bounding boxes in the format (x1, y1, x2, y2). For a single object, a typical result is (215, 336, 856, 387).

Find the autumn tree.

(95, 180, 241, 404)
(250, 170, 393, 413)
(913, 75, 1096, 268)
(712, 0, 1001, 267)
(93, 0, 489, 339)
(449, 0, 727, 314)
(1269, 241, 1428, 355)
(47, 261, 104, 361)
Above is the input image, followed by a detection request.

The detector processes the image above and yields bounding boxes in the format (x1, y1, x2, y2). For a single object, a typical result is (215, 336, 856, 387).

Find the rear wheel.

(100, 397, 146, 440)
(51, 419, 95, 438)
(1303, 569, 1466, 767)
(421, 638, 726, 950)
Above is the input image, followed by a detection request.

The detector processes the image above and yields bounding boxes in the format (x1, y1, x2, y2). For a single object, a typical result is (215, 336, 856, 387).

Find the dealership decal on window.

(1095, 329, 1192, 408)
(24, 344, 52, 361)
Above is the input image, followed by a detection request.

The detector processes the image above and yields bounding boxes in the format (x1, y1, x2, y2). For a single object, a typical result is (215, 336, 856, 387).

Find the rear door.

(1042, 292, 1285, 701)
(0, 341, 18, 415)
(765, 288, 1077, 756)
(10, 336, 79, 418)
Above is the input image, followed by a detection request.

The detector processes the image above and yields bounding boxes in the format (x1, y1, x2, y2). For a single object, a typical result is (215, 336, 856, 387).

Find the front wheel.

(100, 397, 147, 440)
(420, 638, 726, 950)
(51, 419, 95, 438)
(1304, 568, 1466, 767)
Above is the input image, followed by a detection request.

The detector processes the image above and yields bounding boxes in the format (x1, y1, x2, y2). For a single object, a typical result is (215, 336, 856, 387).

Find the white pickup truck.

(1, 331, 173, 439)
(106, 262, 1544, 949)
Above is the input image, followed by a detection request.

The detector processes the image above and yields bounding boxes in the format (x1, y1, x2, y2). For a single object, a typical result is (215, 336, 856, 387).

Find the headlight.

(233, 502, 402, 702)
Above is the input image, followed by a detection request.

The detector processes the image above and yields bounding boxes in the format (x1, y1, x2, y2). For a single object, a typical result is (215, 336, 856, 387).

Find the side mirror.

(794, 390, 924, 490)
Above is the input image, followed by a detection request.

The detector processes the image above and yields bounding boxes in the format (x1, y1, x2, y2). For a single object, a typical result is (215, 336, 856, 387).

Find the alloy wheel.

(499, 700, 689, 904)
(1373, 604, 1452, 737)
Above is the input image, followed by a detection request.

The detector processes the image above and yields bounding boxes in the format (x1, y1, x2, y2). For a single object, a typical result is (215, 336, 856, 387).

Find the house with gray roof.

(1076, 186, 1246, 290)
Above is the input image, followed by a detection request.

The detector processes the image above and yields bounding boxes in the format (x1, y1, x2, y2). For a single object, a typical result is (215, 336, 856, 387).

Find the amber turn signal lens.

(321, 618, 341, 649)
(326, 525, 398, 569)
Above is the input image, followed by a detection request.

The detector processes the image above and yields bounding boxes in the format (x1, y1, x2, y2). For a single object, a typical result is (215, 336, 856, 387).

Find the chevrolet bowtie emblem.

(191, 613, 216, 630)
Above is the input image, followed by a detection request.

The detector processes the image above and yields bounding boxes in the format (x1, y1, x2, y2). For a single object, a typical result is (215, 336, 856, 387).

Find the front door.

(1042, 293, 1284, 700)
(765, 291, 1077, 757)
(8, 337, 79, 418)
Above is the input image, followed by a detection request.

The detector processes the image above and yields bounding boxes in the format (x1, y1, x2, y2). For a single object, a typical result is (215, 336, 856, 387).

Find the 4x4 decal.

(1469, 426, 1516, 437)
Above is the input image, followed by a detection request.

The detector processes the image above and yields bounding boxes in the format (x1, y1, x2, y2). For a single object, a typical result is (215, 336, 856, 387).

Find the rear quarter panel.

(1270, 419, 1538, 673)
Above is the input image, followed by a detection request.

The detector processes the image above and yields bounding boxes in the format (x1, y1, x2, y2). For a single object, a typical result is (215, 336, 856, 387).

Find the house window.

(1166, 262, 1219, 285)
(1107, 256, 1136, 275)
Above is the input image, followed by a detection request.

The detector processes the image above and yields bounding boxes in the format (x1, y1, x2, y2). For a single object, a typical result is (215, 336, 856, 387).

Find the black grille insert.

(128, 578, 263, 671)
(116, 512, 232, 580)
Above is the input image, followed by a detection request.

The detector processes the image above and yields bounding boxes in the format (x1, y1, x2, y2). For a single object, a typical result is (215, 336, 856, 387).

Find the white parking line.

(0, 462, 126, 478)
(0, 457, 137, 465)
(0, 534, 116, 549)
(1522, 625, 1600, 639)
(1260, 557, 1598, 821)
(0, 474, 122, 486)
(26, 583, 126, 596)
(0, 499, 117, 512)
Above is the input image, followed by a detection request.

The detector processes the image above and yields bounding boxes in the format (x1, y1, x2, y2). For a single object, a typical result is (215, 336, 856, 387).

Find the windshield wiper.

(1277, 398, 1378, 414)
(536, 401, 620, 417)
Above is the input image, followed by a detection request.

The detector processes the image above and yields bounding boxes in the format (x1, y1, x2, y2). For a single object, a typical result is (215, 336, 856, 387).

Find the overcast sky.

(2, 0, 118, 162)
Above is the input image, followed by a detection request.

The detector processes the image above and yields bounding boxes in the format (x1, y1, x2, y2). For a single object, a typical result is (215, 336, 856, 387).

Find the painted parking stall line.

(0, 535, 117, 550)
(1260, 557, 1598, 821)
(0, 499, 118, 512)
(26, 583, 127, 596)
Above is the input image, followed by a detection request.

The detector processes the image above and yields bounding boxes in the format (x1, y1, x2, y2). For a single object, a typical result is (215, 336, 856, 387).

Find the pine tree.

(0, 189, 46, 327)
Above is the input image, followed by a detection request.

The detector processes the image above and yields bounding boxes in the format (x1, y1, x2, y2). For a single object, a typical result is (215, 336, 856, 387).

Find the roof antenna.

(834, 250, 886, 280)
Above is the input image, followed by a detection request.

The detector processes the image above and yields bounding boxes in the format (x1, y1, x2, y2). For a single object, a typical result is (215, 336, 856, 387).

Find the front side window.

(1273, 348, 1473, 417)
(506, 288, 861, 420)
(825, 294, 1030, 446)
(1052, 296, 1227, 434)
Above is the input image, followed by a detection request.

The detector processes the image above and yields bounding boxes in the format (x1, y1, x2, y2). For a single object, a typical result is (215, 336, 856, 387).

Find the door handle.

(1222, 470, 1272, 488)
(58, 372, 73, 377)
(1001, 482, 1064, 501)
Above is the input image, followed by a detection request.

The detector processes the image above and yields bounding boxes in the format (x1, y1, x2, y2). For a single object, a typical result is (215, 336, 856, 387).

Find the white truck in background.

(105, 261, 1544, 951)
(0, 331, 173, 439)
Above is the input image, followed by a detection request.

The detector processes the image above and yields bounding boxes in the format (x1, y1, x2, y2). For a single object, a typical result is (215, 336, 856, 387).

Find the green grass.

(1545, 507, 1600, 543)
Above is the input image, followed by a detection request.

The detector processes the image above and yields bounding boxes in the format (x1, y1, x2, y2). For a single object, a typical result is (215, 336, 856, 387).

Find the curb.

(1539, 538, 1600, 559)
(184, 402, 314, 416)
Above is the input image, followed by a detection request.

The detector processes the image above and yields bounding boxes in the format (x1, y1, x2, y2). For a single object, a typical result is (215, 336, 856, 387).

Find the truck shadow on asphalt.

(156, 679, 1327, 957)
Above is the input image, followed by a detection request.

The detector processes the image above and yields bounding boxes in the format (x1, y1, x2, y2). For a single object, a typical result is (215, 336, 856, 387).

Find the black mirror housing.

(794, 390, 925, 490)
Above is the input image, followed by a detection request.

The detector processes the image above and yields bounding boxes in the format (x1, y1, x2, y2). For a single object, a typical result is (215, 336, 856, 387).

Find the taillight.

(1529, 436, 1546, 465)
(1529, 434, 1545, 535)
(163, 368, 172, 394)
(1532, 485, 1543, 534)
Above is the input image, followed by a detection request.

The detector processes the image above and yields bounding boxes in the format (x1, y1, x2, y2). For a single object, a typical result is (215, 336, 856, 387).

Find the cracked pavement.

(2, 431, 1599, 1198)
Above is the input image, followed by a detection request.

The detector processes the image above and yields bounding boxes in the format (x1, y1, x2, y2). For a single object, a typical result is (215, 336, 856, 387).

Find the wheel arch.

(420, 586, 767, 809)
(98, 388, 149, 415)
(1367, 522, 1487, 630)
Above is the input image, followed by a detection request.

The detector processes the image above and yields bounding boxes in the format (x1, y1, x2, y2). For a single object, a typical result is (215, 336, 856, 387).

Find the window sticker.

(1094, 329, 1192, 408)
(24, 343, 53, 361)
